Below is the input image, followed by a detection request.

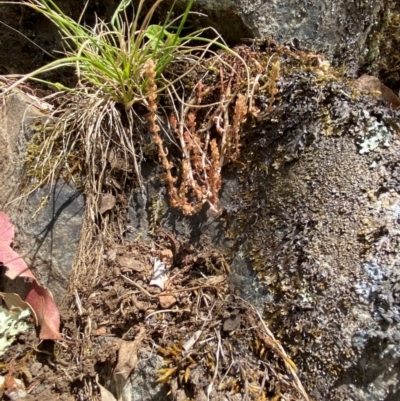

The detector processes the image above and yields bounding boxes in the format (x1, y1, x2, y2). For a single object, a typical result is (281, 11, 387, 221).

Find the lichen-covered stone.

(180, 0, 384, 74)
(224, 70, 400, 400)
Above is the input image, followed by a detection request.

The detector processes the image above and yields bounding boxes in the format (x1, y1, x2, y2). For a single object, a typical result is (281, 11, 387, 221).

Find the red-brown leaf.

(25, 281, 61, 340)
(0, 212, 15, 246)
(0, 211, 61, 340)
(0, 241, 35, 280)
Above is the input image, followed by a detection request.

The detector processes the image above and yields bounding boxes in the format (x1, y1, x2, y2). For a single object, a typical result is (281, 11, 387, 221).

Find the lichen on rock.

(225, 63, 400, 399)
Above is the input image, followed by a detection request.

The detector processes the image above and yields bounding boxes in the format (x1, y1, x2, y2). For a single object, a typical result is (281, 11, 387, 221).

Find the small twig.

(121, 274, 158, 298)
(218, 360, 235, 390)
(121, 273, 226, 299)
(207, 328, 222, 401)
(74, 289, 84, 316)
(145, 308, 190, 320)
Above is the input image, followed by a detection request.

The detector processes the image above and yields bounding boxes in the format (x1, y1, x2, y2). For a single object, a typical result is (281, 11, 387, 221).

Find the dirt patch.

(1, 232, 308, 400)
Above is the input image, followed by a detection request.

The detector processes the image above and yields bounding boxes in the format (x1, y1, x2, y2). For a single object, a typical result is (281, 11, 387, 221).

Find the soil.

(1, 233, 308, 401)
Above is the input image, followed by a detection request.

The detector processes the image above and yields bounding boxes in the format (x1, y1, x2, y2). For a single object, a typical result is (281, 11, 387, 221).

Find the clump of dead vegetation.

(147, 48, 262, 215)
(63, 234, 310, 401)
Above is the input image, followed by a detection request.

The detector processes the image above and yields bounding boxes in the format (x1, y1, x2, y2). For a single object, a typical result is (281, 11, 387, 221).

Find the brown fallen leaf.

(0, 230, 35, 281)
(114, 326, 146, 381)
(0, 292, 31, 312)
(98, 193, 116, 214)
(3, 375, 27, 401)
(25, 281, 61, 340)
(355, 74, 400, 108)
(97, 382, 117, 401)
(113, 327, 146, 399)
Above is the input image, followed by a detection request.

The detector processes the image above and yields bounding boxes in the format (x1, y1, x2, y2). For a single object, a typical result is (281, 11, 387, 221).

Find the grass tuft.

(0, 0, 256, 284)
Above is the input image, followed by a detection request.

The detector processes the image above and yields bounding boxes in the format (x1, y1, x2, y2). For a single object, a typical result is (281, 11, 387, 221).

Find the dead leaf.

(0, 212, 61, 340)
(355, 74, 400, 108)
(98, 193, 116, 214)
(117, 256, 147, 273)
(0, 213, 35, 281)
(3, 375, 27, 401)
(114, 326, 146, 400)
(25, 280, 61, 340)
(98, 383, 117, 401)
(0, 292, 31, 313)
(0, 244, 35, 281)
(159, 294, 177, 308)
(204, 276, 226, 286)
(114, 327, 146, 380)
(0, 212, 14, 246)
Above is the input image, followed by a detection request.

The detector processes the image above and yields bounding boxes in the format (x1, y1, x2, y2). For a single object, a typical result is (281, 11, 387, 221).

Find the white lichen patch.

(357, 110, 393, 154)
(0, 306, 32, 355)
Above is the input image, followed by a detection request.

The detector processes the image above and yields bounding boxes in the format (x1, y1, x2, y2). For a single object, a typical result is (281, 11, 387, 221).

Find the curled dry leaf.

(355, 74, 400, 108)
(25, 281, 61, 340)
(97, 383, 117, 401)
(98, 193, 116, 214)
(0, 212, 61, 340)
(0, 292, 31, 312)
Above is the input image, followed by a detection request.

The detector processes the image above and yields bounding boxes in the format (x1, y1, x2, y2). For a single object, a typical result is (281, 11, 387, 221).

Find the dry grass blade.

(240, 297, 310, 401)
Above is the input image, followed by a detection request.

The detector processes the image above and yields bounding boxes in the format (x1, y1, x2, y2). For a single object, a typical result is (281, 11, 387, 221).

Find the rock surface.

(0, 0, 397, 79)
(183, 0, 385, 74)
(1, 1, 400, 400)
(0, 92, 83, 303)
